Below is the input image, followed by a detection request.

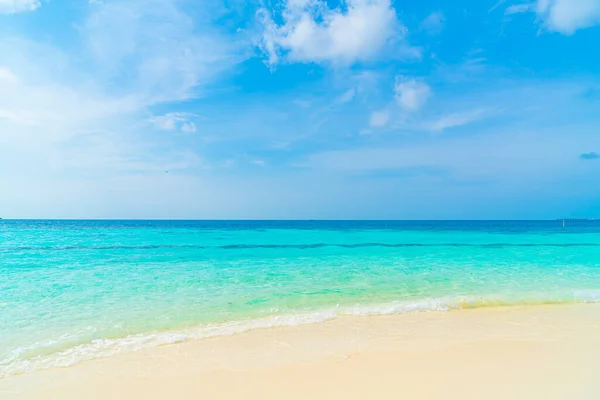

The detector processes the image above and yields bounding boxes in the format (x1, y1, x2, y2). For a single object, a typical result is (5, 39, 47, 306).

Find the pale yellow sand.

(2, 304, 600, 399)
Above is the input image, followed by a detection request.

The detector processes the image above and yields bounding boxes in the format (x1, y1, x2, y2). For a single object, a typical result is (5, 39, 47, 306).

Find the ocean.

(1, 220, 600, 377)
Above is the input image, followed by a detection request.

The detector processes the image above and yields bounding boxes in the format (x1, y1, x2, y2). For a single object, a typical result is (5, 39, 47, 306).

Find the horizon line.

(1, 218, 596, 222)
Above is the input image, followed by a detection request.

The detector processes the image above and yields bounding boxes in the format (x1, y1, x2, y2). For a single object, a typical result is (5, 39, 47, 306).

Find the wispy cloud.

(421, 11, 445, 35)
(489, 0, 507, 13)
(149, 113, 199, 133)
(0, 0, 247, 182)
(0, 0, 40, 14)
(505, 3, 534, 15)
(337, 88, 356, 104)
(181, 122, 197, 133)
(302, 126, 600, 183)
(426, 109, 489, 132)
(0, 66, 18, 83)
(84, 0, 246, 104)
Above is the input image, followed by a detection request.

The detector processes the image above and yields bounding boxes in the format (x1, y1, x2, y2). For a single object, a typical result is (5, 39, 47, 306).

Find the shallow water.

(2, 220, 600, 377)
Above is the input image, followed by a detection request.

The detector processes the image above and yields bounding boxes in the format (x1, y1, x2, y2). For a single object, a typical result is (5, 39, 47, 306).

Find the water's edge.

(2, 291, 599, 379)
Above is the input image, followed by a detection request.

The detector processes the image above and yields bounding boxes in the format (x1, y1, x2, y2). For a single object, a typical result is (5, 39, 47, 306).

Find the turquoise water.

(2, 220, 600, 377)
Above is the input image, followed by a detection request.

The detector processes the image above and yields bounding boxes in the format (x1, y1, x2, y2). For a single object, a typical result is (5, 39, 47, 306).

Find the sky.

(0, 0, 599, 219)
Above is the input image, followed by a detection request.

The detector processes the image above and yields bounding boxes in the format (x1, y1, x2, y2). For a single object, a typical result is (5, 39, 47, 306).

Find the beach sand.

(2, 304, 600, 399)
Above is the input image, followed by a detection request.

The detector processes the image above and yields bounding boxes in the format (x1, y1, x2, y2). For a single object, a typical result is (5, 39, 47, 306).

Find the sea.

(2, 220, 600, 378)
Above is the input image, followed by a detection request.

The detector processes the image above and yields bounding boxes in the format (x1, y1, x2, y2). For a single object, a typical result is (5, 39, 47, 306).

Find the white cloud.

(505, 4, 534, 14)
(369, 110, 389, 127)
(426, 109, 488, 132)
(421, 11, 445, 35)
(0, 0, 244, 201)
(536, 0, 600, 34)
(0, 0, 40, 14)
(0, 66, 18, 83)
(394, 76, 431, 112)
(0, 39, 140, 131)
(337, 88, 356, 104)
(151, 116, 177, 131)
(489, 0, 507, 13)
(181, 122, 197, 133)
(150, 112, 198, 133)
(259, 0, 405, 65)
(83, 0, 244, 103)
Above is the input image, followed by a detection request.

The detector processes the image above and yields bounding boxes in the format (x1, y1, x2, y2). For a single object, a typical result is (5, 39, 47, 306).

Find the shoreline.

(3, 293, 600, 379)
(2, 303, 600, 399)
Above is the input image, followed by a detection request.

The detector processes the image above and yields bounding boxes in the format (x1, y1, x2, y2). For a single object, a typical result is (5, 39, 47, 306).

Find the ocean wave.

(2, 291, 600, 379)
(2, 243, 600, 252)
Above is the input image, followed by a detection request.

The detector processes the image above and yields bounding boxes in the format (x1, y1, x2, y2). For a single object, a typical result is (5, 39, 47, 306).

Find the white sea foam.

(2, 293, 600, 379)
(574, 289, 600, 303)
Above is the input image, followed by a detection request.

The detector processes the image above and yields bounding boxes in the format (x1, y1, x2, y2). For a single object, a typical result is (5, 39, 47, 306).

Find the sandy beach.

(2, 303, 600, 399)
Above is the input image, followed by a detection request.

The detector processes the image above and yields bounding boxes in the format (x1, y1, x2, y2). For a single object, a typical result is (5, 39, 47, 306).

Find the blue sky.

(0, 0, 599, 219)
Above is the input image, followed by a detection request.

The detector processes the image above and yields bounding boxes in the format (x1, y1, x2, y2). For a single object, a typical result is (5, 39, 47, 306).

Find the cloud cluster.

(366, 76, 431, 129)
(259, 0, 404, 65)
(1, 0, 599, 218)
